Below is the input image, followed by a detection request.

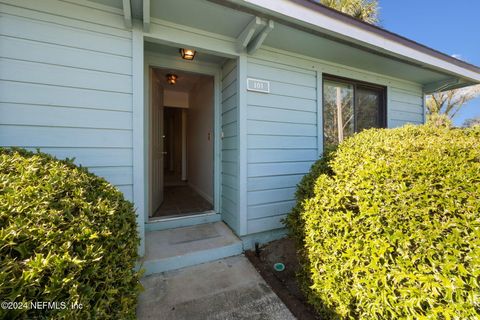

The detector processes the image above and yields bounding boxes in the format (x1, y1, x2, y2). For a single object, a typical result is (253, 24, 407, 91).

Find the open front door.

(150, 69, 164, 217)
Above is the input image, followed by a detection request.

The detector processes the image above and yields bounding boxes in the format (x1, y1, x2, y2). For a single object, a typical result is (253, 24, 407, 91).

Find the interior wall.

(164, 90, 189, 108)
(187, 77, 214, 203)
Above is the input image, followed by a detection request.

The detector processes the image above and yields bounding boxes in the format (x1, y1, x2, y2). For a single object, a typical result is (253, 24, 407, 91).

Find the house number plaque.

(247, 78, 270, 93)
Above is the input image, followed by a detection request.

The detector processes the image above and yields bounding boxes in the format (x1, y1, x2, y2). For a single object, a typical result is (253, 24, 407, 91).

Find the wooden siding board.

(221, 174, 238, 189)
(267, 81, 316, 100)
(221, 81, 237, 101)
(221, 60, 240, 234)
(246, 92, 316, 112)
(221, 149, 238, 162)
(247, 105, 316, 124)
(247, 175, 304, 191)
(221, 136, 238, 150)
(117, 185, 133, 201)
(0, 58, 132, 93)
(222, 122, 237, 138)
(247, 120, 316, 136)
(248, 201, 296, 220)
(390, 100, 424, 114)
(0, 81, 132, 112)
(88, 166, 133, 186)
(221, 108, 237, 125)
(23, 147, 133, 167)
(221, 184, 238, 203)
(0, 103, 132, 130)
(248, 149, 317, 163)
(0, 13, 131, 56)
(0, 0, 133, 202)
(389, 119, 423, 127)
(248, 135, 317, 149)
(221, 161, 237, 177)
(0, 126, 132, 148)
(0, 0, 128, 33)
(221, 94, 237, 114)
(389, 110, 423, 122)
(248, 161, 313, 177)
(244, 53, 424, 235)
(390, 89, 423, 106)
(245, 58, 318, 233)
(247, 215, 286, 234)
(222, 67, 237, 89)
(247, 62, 317, 88)
(0, 35, 132, 75)
(248, 56, 316, 75)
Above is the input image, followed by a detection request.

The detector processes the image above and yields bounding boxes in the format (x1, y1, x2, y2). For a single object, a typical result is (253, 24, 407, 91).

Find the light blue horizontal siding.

(248, 135, 317, 149)
(248, 175, 304, 191)
(0, 103, 132, 130)
(248, 149, 317, 163)
(0, 35, 132, 75)
(0, 80, 132, 112)
(244, 52, 425, 235)
(23, 147, 133, 167)
(247, 215, 287, 235)
(388, 88, 424, 126)
(246, 58, 317, 234)
(1, 126, 132, 148)
(247, 92, 316, 112)
(0, 10, 131, 55)
(0, 58, 131, 93)
(0, 0, 133, 200)
(248, 120, 316, 136)
(248, 161, 313, 177)
(248, 187, 296, 206)
(221, 59, 240, 233)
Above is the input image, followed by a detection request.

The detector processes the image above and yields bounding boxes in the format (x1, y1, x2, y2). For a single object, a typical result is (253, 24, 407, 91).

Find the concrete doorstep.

(136, 255, 296, 320)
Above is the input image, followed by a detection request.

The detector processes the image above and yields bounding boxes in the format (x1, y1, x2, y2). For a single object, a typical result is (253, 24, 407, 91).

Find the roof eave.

(216, 0, 480, 84)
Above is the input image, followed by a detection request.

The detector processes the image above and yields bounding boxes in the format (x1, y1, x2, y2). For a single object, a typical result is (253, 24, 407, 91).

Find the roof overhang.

(214, 0, 480, 90)
(89, 0, 480, 92)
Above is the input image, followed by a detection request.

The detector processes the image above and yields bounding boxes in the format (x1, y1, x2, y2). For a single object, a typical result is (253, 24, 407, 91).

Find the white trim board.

(144, 51, 222, 217)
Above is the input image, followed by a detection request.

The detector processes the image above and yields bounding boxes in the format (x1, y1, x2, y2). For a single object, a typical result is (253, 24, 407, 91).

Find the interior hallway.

(153, 185, 213, 218)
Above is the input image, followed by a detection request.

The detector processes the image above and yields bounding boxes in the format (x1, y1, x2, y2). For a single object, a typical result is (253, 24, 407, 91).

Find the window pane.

(356, 86, 382, 131)
(323, 80, 354, 149)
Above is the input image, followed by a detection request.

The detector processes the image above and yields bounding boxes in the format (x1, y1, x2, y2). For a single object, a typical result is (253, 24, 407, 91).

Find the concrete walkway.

(137, 255, 296, 320)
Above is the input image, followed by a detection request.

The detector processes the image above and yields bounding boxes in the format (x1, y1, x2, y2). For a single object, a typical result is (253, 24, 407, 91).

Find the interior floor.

(164, 170, 186, 187)
(153, 186, 213, 218)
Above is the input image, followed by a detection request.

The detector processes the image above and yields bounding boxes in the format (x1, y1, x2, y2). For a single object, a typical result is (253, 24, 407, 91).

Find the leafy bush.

(288, 124, 480, 319)
(285, 146, 335, 247)
(0, 148, 141, 319)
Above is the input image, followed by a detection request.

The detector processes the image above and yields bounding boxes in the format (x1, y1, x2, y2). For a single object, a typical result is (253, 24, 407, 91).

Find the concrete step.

(145, 211, 221, 232)
(140, 222, 243, 276)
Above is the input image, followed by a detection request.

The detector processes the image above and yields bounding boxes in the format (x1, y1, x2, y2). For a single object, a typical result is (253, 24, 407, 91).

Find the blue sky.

(379, 1, 480, 126)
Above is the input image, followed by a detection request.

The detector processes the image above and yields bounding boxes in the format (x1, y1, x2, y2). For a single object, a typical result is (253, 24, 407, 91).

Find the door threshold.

(145, 211, 221, 232)
(148, 210, 217, 223)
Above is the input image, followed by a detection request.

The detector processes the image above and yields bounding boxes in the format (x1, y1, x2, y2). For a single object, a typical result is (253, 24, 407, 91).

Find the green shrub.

(0, 148, 141, 319)
(288, 124, 480, 319)
(285, 146, 335, 246)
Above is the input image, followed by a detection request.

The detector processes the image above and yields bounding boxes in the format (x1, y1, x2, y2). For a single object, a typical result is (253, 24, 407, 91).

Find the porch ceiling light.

(166, 73, 178, 85)
(180, 48, 196, 60)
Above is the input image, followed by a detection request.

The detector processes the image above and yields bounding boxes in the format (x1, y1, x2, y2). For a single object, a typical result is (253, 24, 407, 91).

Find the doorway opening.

(149, 67, 215, 219)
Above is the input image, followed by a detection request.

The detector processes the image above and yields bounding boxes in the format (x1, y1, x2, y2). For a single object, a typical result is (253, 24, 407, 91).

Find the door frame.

(144, 51, 222, 222)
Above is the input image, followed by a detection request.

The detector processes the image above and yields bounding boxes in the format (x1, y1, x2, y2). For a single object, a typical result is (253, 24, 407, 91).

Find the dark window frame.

(322, 74, 387, 149)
